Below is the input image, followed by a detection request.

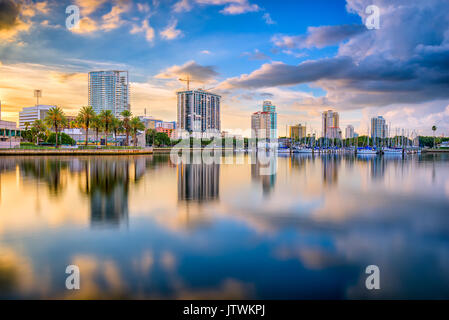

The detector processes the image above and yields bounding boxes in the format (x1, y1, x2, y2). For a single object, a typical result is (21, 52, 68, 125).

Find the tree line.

(21, 106, 148, 147)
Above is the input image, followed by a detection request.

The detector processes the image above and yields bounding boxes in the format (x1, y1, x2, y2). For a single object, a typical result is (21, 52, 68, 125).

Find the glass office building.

(88, 71, 130, 117)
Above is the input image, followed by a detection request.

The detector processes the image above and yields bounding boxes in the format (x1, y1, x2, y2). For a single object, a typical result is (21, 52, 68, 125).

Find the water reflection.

(84, 159, 130, 227)
(251, 153, 277, 195)
(0, 154, 449, 299)
(178, 163, 220, 202)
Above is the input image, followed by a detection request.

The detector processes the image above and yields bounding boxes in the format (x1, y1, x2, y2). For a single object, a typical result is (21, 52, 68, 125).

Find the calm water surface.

(0, 153, 449, 299)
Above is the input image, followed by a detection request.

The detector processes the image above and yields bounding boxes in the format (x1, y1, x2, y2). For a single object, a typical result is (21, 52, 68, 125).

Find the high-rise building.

(88, 71, 129, 117)
(371, 116, 388, 139)
(345, 125, 355, 139)
(322, 110, 341, 139)
(262, 101, 277, 139)
(18, 105, 54, 129)
(289, 123, 307, 141)
(177, 89, 221, 138)
(251, 111, 271, 140)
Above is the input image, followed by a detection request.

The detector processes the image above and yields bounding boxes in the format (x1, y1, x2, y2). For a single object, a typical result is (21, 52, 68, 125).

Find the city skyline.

(1, 0, 449, 136)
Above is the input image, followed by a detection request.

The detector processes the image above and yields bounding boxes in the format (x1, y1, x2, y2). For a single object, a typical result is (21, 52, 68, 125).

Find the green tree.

(110, 117, 123, 146)
(432, 125, 437, 149)
(99, 110, 114, 146)
(76, 106, 96, 146)
(30, 119, 47, 144)
(130, 117, 145, 147)
(44, 106, 67, 147)
(146, 128, 156, 146)
(47, 132, 75, 145)
(24, 121, 30, 132)
(121, 110, 132, 146)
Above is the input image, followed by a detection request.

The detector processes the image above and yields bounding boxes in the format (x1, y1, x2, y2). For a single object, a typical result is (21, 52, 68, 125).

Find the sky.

(0, 0, 448, 137)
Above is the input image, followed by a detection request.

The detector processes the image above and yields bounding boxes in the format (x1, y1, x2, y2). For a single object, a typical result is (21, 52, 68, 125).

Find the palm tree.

(99, 110, 114, 146)
(44, 106, 67, 147)
(432, 125, 437, 149)
(77, 106, 96, 146)
(121, 110, 132, 146)
(130, 117, 145, 147)
(24, 122, 30, 132)
(90, 116, 102, 146)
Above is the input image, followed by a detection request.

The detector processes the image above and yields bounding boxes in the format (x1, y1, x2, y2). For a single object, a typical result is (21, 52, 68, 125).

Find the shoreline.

(1, 147, 448, 156)
(0, 148, 154, 156)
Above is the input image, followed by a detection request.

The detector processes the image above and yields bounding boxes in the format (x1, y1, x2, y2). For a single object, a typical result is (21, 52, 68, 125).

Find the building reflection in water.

(322, 155, 339, 186)
(251, 152, 277, 195)
(178, 163, 220, 202)
(83, 158, 131, 227)
(176, 162, 220, 229)
(370, 156, 386, 179)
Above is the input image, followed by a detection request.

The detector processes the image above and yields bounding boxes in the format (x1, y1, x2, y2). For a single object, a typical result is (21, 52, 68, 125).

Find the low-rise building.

(0, 120, 21, 148)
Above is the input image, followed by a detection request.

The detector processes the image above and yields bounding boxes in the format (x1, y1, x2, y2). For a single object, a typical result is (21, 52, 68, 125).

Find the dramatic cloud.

(0, 0, 49, 40)
(0, 0, 23, 30)
(220, 0, 449, 133)
(160, 20, 182, 40)
(155, 60, 219, 83)
(272, 24, 366, 49)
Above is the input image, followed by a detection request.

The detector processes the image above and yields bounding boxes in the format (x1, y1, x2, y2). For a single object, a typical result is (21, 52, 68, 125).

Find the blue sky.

(1, 0, 449, 136)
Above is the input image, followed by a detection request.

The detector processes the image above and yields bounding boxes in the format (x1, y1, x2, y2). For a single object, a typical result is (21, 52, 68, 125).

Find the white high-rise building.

(18, 105, 54, 129)
(88, 71, 129, 117)
(371, 116, 388, 139)
(177, 89, 221, 138)
(345, 125, 355, 139)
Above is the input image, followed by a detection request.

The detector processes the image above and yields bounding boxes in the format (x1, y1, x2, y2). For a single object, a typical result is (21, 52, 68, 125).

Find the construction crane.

(178, 75, 198, 91)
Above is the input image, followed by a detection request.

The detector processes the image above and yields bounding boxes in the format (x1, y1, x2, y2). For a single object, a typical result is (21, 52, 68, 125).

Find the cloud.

(194, 0, 259, 15)
(200, 50, 212, 54)
(173, 0, 192, 13)
(130, 19, 155, 42)
(219, 0, 449, 134)
(262, 13, 275, 25)
(71, 16, 99, 34)
(101, 0, 132, 31)
(242, 49, 270, 61)
(69, 0, 132, 34)
(160, 20, 182, 40)
(75, 0, 107, 16)
(0, 0, 38, 40)
(155, 60, 219, 83)
(272, 24, 366, 49)
(136, 2, 150, 13)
